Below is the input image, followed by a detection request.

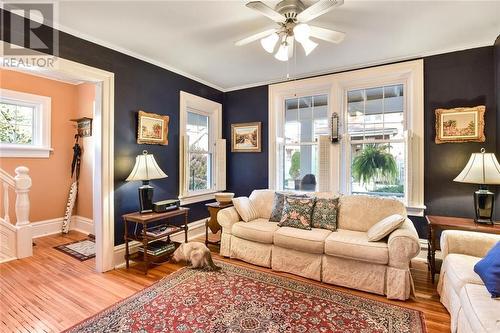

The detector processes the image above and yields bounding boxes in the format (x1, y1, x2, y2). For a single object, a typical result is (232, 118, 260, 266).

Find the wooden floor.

(0, 231, 450, 333)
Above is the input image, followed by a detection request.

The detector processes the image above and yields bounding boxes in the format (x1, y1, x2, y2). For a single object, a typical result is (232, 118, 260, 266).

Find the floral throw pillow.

(269, 192, 307, 222)
(312, 198, 339, 231)
(279, 196, 315, 230)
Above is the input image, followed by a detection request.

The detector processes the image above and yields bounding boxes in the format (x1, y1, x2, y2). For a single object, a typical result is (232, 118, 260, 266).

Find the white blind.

(318, 135, 331, 192)
(215, 138, 226, 191)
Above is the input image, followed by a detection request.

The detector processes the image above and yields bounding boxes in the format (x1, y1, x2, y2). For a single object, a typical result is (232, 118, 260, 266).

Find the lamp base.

(138, 182, 154, 214)
(473, 187, 494, 224)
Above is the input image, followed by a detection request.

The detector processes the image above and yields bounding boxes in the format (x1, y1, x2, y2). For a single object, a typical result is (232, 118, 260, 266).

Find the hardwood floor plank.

(0, 231, 450, 333)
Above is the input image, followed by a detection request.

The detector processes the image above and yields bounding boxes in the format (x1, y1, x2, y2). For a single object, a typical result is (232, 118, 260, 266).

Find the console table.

(122, 207, 189, 274)
(426, 215, 500, 283)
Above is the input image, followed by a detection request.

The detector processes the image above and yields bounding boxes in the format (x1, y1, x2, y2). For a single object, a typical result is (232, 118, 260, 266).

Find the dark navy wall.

(495, 36, 500, 218)
(1, 10, 223, 245)
(223, 46, 498, 238)
(223, 86, 269, 196)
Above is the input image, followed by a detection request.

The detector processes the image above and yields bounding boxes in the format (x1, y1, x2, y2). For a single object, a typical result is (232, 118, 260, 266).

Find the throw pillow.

(269, 192, 308, 222)
(367, 214, 405, 241)
(474, 241, 500, 298)
(311, 197, 339, 231)
(232, 197, 259, 222)
(278, 196, 315, 230)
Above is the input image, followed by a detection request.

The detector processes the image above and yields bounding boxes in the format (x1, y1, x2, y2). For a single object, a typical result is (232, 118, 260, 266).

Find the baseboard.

(32, 215, 94, 238)
(113, 218, 207, 269)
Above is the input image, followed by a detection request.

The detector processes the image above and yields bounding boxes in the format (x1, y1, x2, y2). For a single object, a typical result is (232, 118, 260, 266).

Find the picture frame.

(231, 122, 262, 152)
(435, 105, 485, 144)
(137, 110, 169, 145)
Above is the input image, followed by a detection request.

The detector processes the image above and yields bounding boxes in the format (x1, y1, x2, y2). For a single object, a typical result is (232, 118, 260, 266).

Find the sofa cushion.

(311, 197, 339, 231)
(232, 197, 259, 222)
(442, 254, 484, 295)
(324, 229, 389, 265)
(274, 227, 331, 254)
(338, 195, 406, 232)
(459, 283, 500, 333)
(269, 192, 308, 222)
(279, 196, 315, 230)
(232, 219, 279, 244)
(367, 214, 405, 241)
(249, 189, 275, 219)
(474, 241, 500, 298)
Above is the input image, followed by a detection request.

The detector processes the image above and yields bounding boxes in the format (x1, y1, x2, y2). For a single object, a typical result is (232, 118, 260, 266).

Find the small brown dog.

(172, 242, 221, 271)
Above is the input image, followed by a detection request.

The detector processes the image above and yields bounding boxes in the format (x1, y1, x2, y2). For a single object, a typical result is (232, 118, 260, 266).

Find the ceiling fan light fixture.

(293, 23, 311, 43)
(260, 32, 279, 53)
(298, 37, 318, 56)
(274, 43, 289, 61)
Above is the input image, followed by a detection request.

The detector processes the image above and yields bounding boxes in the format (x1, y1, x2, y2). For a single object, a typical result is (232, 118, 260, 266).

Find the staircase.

(0, 166, 33, 263)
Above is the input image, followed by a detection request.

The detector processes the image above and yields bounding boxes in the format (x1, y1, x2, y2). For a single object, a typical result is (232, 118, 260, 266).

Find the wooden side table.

(205, 202, 232, 246)
(426, 215, 499, 283)
(122, 207, 189, 274)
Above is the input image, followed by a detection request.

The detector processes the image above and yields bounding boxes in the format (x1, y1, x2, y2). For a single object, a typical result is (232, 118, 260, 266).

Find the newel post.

(14, 166, 32, 258)
(14, 166, 31, 226)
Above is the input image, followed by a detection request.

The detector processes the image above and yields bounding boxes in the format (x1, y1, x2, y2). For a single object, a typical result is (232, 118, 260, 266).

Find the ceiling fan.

(236, 0, 346, 61)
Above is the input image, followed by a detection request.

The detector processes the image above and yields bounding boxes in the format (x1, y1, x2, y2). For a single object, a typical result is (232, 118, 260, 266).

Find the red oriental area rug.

(65, 261, 426, 333)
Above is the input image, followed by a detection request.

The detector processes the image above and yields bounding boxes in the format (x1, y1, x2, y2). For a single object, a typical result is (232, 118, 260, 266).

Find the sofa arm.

(387, 218, 420, 269)
(440, 230, 500, 260)
(217, 207, 241, 235)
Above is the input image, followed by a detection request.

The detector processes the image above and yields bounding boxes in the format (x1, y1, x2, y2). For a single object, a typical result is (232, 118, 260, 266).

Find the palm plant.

(352, 144, 398, 190)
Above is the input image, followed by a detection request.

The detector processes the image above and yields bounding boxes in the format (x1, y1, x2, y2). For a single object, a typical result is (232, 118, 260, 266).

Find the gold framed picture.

(435, 105, 485, 144)
(137, 110, 169, 145)
(231, 122, 262, 152)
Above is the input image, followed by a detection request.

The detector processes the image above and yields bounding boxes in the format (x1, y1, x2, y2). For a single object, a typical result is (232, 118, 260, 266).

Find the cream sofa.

(437, 230, 500, 333)
(218, 189, 420, 300)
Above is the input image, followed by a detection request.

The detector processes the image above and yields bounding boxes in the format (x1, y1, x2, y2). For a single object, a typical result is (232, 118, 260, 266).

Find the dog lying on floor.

(172, 242, 221, 271)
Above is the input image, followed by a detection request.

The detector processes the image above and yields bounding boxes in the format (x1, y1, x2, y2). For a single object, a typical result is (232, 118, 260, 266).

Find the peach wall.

(0, 69, 94, 223)
(74, 83, 95, 220)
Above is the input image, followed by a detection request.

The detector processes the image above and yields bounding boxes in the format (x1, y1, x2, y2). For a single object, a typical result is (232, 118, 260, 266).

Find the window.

(0, 89, 52, 158)
(179, 91, 225, 204)
(281, 94, 328, 191)
(346, 84, 405, 197)
(269, 60, 424, 216)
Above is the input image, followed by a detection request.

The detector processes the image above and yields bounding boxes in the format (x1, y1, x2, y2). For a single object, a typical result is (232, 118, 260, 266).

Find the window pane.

(0, 102, 34, 144)
(187, 111, 209, 151)
(188, 152, 211, 191)
(350, 142, 404, 197)
(283, 145, 318, 192)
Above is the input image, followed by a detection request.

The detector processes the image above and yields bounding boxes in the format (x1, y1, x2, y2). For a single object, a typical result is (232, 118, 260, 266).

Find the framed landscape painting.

(435, 105, 485, 144)
(137, 110, 169, 145)
(231, 122, 261, 152)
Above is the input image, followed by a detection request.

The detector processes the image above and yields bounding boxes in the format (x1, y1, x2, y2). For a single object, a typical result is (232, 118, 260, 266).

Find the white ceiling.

(56, 1, 500, 91)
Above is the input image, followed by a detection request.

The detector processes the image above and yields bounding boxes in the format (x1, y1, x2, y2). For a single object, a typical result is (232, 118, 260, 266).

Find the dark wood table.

(123, 207, 189, 274)
(205, 202, 232, 246)
(426, 215, 500, 283)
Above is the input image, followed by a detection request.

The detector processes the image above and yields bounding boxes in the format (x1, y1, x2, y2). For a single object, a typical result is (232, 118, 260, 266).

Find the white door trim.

(1, 42, 115, 272)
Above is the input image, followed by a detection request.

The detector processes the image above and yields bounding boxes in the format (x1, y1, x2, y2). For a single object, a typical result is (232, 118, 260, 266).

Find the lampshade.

(293, 23, 310, 43)
(126, 150, 167, 182)
(298, 38, 318, 56)
(260, 33, 279, 53)
(274, 43, 289, 62)
(453, 148, 500, 185)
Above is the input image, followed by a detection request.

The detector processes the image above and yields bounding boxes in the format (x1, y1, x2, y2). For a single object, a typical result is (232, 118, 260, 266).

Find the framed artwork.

(231, 122, 262, 152)
(137, 110, 169, 145)
(435, 105, 485, 144)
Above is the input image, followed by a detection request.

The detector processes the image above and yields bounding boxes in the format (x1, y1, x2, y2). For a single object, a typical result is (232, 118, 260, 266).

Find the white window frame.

(269, 60, 425, 216)
(0, 88, 52, 158)
(179, 91, 223, 205)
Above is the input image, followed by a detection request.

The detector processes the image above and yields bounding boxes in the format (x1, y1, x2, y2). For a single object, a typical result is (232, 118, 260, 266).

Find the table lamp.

(453, 148, 500, 224)
(126, 150, 167, 213)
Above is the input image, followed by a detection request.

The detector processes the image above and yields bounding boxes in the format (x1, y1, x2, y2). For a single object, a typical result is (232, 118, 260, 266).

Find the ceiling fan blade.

(296, 0, 344, 23)
(246, 1, 286, 22)
(235, 28, 278, 46)
(309, 26, 346, 44)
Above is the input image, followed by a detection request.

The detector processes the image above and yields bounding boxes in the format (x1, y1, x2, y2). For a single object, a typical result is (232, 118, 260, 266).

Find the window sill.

(406, 205, 426, 217)
(179, 191, 217, 205)
(0, 145, 53, 158)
